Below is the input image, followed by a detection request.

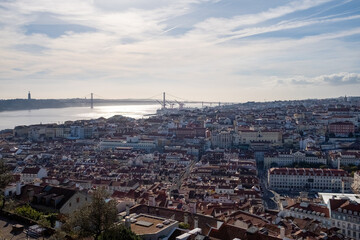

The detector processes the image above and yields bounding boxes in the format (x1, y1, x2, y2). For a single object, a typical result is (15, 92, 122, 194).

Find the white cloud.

(278, 72, 360, 86)
(213, 14, 360, 44)
(192, 0, 333, 35)
(0, 0, 359, 101)
(320, 72, 360, 85)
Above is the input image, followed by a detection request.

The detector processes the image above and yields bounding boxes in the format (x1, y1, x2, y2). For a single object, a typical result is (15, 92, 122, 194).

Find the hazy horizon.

(0, 94, 357, 103)
(1, 0, 360, 101)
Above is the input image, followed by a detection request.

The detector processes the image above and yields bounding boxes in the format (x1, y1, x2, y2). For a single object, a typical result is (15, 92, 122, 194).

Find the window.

(77, 197, 80, 203)
(69, 202, 72, 207)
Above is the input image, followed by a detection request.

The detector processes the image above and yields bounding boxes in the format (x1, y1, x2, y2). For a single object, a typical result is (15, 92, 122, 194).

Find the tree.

(0, 160, 13, 210)
(14, 204, 42, 220)
(99, 224, 141, 240)
(65, 188, 118, 240)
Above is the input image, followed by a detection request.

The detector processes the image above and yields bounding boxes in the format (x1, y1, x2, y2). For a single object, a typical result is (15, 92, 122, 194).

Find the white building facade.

(268, 168, 352, 192)
(264, 151, 327, 168)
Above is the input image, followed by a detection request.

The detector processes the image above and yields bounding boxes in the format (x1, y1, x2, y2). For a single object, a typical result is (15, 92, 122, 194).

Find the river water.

(0, 103, 206, 130)
(0, 104, 161, 130)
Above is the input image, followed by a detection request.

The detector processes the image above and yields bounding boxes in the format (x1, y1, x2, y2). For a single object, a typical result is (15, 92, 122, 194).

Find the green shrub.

(178, 222, 190, 229)
(45, 213, 58, 227)
(38, 216, 51, 228)
(14, 205, 42, 221)
(99, 224, 141, 240)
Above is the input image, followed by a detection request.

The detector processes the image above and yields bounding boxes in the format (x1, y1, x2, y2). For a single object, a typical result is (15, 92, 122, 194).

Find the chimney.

(194, 216, 199, 229)
(184, 213, 188, 224)
(126, 204, 130, 216)
(149, 195, 156, 207)
(16, 182, 21, 195)
(279, 226, 285, 239)
(27, 188, 34, 202)
(189, 202, 196, 214)
(125, 216, 131, 229)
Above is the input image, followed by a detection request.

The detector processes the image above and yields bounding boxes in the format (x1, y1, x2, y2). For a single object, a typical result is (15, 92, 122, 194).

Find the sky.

(0, 0, 360, 102)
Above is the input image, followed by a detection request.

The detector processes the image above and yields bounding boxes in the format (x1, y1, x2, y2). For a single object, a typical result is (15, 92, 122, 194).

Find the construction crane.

(174, 100, 185, 109)
(156, 99, 166, 108)
(154, 92, 171, 110)
(165, 99, 176, 109)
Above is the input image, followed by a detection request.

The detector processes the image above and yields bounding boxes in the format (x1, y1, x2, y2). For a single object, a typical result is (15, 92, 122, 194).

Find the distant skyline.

(1, 0, 360, 101)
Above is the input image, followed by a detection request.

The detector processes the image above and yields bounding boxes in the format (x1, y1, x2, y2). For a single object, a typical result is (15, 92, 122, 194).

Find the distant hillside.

(0, 99, 158, 112)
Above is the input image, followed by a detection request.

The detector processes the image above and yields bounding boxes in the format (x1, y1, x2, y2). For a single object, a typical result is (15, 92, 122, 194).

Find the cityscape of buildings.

(1, 0, 360, 239)
(1, 96, 360, 239)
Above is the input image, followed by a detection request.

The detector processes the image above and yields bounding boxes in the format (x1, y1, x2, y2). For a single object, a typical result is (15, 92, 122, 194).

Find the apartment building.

(239, 129, 282, 145)
(282, 202, 331, 228)
(268, 168, 352, 192)
(329, 121, 355, 137)
(211, 130, 233, 149)
(264, 151, 327, 168)
(21, 167, 48, 183)
(99, 138, 156, 152)
(329, 198, 360, 240)
(330, 151, 360, 167)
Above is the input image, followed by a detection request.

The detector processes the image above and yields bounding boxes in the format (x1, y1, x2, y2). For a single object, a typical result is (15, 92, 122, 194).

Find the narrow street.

(170, 160, 196, 193)
(259, 168, 279, 210)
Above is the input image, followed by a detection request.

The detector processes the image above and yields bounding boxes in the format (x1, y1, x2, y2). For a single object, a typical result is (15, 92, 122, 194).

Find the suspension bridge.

(84, 92, 237, 109)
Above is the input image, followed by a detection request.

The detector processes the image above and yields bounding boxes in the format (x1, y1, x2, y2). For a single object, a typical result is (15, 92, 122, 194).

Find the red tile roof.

(286, 202, 330, 218)
(269, 168, 349, 177)
(21, 167, 41, 174)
